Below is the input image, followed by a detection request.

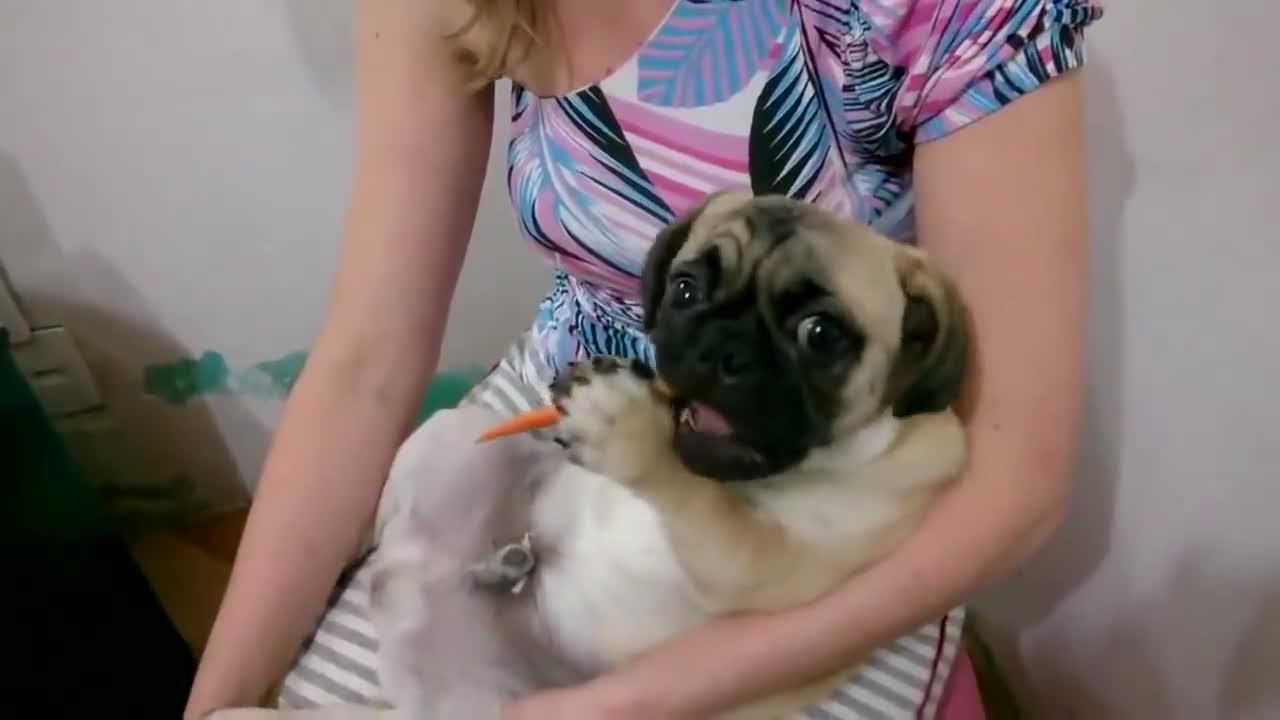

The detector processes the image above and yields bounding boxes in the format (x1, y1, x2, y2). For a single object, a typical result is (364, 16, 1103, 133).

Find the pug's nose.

(699, 342, 753, 383)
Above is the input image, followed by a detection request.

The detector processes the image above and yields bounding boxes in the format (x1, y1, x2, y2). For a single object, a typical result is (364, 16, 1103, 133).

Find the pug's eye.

(668, 275, 701, 309)
(796, 314, 848, 356)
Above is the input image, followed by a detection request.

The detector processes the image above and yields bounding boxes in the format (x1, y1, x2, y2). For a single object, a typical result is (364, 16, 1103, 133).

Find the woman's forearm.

(184, 338, 436, 719)
(591, 435, 1075, 719)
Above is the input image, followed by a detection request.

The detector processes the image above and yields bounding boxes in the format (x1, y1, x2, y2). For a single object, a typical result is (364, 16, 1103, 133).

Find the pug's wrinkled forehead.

(667, 190, 911, 352)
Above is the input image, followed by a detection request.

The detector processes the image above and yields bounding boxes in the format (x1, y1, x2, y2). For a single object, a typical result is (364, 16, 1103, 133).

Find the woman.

(187, 0, 1101, 717)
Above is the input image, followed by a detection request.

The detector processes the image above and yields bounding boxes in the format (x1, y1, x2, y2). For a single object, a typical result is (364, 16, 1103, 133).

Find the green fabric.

(0, 339, 480, 537)
(413, 365, 487, 426)
(0, 322, 479, 535)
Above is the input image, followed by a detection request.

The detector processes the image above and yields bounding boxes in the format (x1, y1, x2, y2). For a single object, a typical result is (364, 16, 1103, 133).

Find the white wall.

(976, 2, 1280, 718)
(1, 1, 1277, 717)
(0, 1, 549, 520)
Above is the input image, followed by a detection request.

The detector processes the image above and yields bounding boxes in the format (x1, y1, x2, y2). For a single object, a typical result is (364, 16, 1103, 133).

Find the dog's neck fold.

(799, 411, 901, 474)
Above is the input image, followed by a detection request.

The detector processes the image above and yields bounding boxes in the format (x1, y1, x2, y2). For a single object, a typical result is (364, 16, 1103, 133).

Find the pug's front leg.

(552, 358, 807, 612)
(550, 356, 675, 482)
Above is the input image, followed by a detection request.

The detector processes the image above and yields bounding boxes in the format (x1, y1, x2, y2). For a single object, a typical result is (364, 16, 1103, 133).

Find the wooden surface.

(127, 509, 247, 658)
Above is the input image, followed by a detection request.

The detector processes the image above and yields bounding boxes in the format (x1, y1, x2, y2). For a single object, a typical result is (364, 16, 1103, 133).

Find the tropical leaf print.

(791, 1, 910, 161)
(795, 0, 850, 58)
(609, 95, 753, 216)
(841, 7, 910, 162)
(747, 21, 836, 201)
(791, 0, 910, 223)
(507, 86, 673, 292)
(638, 0, 789, 108)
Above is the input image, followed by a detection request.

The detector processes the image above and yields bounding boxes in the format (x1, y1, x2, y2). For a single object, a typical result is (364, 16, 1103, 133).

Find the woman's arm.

(510, 68, 1089, 720)
(185, 1, 492, 716)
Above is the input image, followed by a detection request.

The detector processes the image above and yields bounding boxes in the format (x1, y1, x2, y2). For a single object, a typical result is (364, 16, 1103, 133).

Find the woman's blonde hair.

(449, 0, 539, 91)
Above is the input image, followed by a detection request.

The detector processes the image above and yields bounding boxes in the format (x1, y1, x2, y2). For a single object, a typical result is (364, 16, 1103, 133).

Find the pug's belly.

(530, 463, 707, 672)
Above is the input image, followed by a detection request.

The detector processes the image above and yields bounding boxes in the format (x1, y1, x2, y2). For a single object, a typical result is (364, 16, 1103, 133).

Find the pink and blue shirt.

(506, 0, 1101, 389)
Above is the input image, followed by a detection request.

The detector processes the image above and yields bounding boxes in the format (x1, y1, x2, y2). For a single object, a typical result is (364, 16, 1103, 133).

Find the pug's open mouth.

(670, 398, 768, 481)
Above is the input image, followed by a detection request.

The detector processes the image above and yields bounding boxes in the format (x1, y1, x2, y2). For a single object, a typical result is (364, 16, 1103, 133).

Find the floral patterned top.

(506, 0, 1102, 390)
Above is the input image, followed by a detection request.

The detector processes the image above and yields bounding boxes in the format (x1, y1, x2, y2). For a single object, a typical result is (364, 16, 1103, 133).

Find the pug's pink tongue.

(683, 402, 734, 436)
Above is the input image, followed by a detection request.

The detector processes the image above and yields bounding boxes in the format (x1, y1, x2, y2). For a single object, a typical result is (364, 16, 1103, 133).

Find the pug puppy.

(359, 190, 973, 720)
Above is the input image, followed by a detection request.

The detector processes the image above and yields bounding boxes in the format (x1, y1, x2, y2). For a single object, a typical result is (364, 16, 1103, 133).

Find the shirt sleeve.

(864, 0, 1104, 142)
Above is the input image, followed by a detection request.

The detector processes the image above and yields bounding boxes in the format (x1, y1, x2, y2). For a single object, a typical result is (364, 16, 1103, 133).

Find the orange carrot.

(474, 376, 674, 443)
(475, 406, 562, 443)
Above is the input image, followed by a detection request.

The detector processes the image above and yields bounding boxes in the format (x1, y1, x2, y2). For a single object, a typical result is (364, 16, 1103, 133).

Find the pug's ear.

(887, 247, 971, 417)
(641, 214, 693, 331)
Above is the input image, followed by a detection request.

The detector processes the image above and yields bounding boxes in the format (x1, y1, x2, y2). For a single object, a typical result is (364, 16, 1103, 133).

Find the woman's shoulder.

(358, 0, 480, 72)
(834, 0, 1103, 60)
(833, 0, 1103, 140)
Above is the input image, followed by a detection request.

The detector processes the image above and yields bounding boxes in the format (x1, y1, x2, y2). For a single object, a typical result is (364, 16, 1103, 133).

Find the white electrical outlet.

(10, 326, 103, 417)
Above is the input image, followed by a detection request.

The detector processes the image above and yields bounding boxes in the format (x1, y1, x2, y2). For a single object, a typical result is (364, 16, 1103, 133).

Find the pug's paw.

(551, 356, 674, 483)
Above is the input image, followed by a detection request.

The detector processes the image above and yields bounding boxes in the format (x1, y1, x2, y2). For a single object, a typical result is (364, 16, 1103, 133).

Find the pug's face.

(641, 191, 970, 483)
